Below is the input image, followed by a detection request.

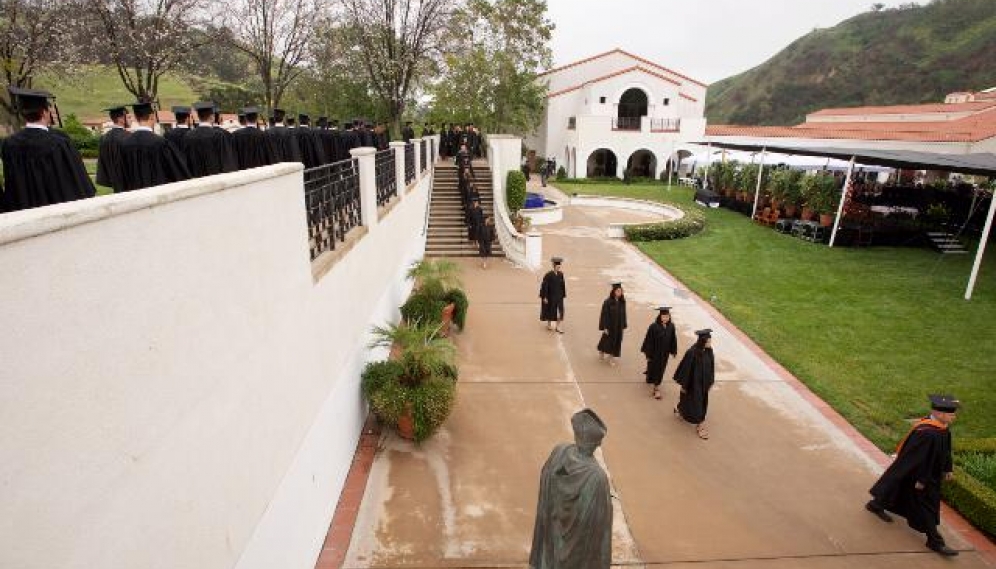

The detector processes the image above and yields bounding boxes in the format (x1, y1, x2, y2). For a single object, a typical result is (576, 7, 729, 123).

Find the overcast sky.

(546, 0, 911, 84)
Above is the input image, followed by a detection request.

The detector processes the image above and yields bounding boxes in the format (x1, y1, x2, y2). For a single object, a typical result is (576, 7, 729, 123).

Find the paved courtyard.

(340, 190, 991, 569)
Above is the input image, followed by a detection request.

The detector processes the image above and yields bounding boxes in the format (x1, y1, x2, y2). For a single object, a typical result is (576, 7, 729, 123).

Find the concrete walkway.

(342, 191, 991, 568)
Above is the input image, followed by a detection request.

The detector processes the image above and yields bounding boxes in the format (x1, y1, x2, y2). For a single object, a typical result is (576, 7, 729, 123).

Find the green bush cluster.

(623, 204, 706, 242)
(57, 114, 100, 159)
(361, 359, 457, 443)
(943, 437, 996, 539)
(556, 166, 567, 180)
(506, 169, 527, 212)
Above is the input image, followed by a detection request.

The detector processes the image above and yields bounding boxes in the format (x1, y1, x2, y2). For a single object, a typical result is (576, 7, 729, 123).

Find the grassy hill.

(36, 65, 239, 121)
(706, 0, 996, 126)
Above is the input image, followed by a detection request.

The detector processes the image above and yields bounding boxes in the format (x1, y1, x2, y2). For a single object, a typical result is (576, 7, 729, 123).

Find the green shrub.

(56, 113, 99, 159)
(623, 204, 706, 242)
(506, 169, 527, 212)
(956, 438, 996, 454)
(361, 359, 457, 443)
(443, 288, 469, 330)
(942, 465, 996, 538)
(770, 169, 804, 206)
(401, 292, 447, 327)
(959, 452, 996, 489)
(556, 166, 567, 180)
(802, 173, 841, 215)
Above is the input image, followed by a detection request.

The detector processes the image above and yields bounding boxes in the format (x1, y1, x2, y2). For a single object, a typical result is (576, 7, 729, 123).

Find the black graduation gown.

(539, 270, 566, 321)
(467, 204, 485, 242)
(95, 127, 129, 192)
(402, 126, 415, 143)
(641, 321, 678, 385)
(318, 129, 338, 163)
(673, 347, 715, 424)
(293, 127, 326, 168)
(183, 126, 238, 177)
(267, 126, 302, 163)
(0, 128, 95, 213)
(118, 130, 191, 192)
(597, 298, 627, 357)
(870, 420, 953, 533)
(232, 127, 278, 170)
(163, 126, 190, 155)
(478, 224, 495, 257)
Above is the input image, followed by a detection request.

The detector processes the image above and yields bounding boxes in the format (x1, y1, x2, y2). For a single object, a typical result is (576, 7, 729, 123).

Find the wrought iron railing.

(612, 117, 641, 131)
(420, 139, 427, 172)
(404, 143, 415, 185)
(304, 158, 361, 260)
(567, 116, 576, 130)
(651, 118, 681, 132)
(375, 149, 397, 206)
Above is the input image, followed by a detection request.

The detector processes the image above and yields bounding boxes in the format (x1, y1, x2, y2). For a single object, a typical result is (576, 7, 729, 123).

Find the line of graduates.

(439, 122, 483, 159)
(456, 142, 494, 268)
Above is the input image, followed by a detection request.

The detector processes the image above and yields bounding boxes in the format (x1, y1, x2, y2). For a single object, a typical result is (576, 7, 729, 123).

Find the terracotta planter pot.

(819, 213, 834, 227)
(784, 205, 798, 218)
(397, 404, 415, 440)
(771, 199, 780, 210)
(801, 207, 815, 221)
(439, 302, 456, 338)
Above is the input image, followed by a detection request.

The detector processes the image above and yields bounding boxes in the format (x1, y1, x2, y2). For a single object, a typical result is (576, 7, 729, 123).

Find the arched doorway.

(571, 147, 577, 178)
(587, 149, 618, 178)
(626, 149, 657, 178)
(664, 149, 694, 178)
(616, 88, 648, 130)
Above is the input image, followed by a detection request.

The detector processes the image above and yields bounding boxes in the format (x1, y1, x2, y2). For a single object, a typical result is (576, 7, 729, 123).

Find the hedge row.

(943, 465, 996, 538)
(623, 203, 706, 242)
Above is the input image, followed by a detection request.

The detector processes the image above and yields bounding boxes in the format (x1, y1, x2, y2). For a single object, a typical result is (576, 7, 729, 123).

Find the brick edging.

(628, 243, 996, 562)
(313, 415, 381, 569)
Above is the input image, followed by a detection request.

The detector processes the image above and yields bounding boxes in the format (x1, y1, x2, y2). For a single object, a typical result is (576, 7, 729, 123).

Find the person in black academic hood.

(477, 216, 495, 269)
(95, 105, 131, 193)
(266, 108, 302, 163)
(118, 101, 191, 192)
(539, 257, 566, 333)
(0, 87, 95, 213)
(402, 120, 415, 143)
(597, 282, 627, 365)
(232, 106, 278, 170)
(293, 113, 327, 168)
(165, 106, 192, 153)
(866, 394, 961, 557)
(466, 195, 485, 245)
(183, 101, 238, 177)
(641, 306, 678, 400)
(673, 329, 716, 439)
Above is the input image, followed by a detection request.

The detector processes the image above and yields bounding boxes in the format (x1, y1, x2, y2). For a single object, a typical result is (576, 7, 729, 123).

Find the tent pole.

(965, 191, 996, 300)
(751, 146, 767, 219)
(705, 142, 712, 190)
(829, 156, 856, 248)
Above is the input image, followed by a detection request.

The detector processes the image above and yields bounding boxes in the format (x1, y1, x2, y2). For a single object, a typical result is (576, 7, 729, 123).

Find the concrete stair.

(927, 231, 969, 254)
(425, 163, 505, 258)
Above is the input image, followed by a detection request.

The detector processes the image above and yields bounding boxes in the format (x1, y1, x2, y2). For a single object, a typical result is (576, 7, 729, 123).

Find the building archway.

(665, 149, 695, 177)
(626, 149, 657, 178)
(587, 148, 618, 178)
(616, 88, 648, 130)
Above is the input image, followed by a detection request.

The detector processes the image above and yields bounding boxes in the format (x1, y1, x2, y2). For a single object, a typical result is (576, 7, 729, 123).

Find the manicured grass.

(553, 181, 996, 451)
(83, 159, 112, 196)
(959, 452, 996, 489)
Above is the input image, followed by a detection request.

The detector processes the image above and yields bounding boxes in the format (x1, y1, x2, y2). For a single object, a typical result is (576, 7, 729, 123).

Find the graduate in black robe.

(597, 283, 627, 363)
(164, 106, 192, 154)
(0, 87, 95, 213)
(293, 114, 327, 168)
(232, 106, 277, 170)
(673, 329, 715, 439)
(466, 197, 485, 244)
(315, 117, 337, 163)
(422, 122, 434, 137)
(117, 101, 190, 192)
(477, 216, 495, 268)
(641, 306, 678, 399)
(266, 109, 303, 163)
(866, 395, 960, 556)
(95, 105, 130, 193)
(539, 257, 566, 332)
(184, 101, 238, 177)
(402, 121, 415, 143)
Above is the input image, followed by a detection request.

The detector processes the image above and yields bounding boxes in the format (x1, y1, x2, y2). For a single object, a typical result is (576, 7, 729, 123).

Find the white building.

(526, 49, 708, 179)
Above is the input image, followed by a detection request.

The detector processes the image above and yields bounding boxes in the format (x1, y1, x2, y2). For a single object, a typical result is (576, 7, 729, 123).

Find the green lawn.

(37, 65, 206, 121)
(555, 181, 996, 450)
(83, 159, 112, 196)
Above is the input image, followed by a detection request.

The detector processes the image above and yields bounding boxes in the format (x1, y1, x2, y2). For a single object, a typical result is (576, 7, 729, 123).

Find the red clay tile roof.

(547, 65, 683, 98)
(539, 48, 707, 87)
(808, 101, 996, 117)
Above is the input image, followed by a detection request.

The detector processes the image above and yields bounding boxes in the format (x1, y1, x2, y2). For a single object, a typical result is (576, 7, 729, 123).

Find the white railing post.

(390, 141, 406, 195)
(412, 137, 423, 179)
(350, 147, 379, 228)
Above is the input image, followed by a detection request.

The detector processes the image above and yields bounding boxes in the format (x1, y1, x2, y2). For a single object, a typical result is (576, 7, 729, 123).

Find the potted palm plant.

(805, 174, 841, 227)
(404, 259, 469, 336)
(363, 320, 458, 442)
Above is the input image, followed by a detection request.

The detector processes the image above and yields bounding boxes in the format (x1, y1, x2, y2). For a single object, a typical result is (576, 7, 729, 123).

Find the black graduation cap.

(104, 104, 128, 115)
(610, 281, 623, 288)
(8, 86, 53, 112)
(130, 101, 154, 115)
(172, 105, 191, 116)
(657, 306, 672, 314)
(929, 394, 960, 413)
(695, 329, 713, 338)
(192, 101, 216, 112)
(551, 256, 563, 265)
(242, 106, 260, 116)
(298, 113, 310, 123)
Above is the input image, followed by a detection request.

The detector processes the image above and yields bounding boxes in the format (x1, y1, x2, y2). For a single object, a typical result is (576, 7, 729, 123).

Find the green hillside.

(706, 0, 996, 126)
(36, 65, 238, 121)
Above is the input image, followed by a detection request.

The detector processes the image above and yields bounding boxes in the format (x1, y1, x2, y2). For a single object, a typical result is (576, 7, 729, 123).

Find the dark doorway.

(615, 88, 648, 130)
(587, 149, 618, 178)
(626, 149, 657, 178)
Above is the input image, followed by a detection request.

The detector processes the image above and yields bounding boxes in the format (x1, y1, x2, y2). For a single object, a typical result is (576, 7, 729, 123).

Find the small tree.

(506, 169, 527, 212)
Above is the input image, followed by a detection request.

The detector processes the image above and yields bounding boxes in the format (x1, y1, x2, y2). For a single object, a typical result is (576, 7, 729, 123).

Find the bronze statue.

(529, 409, 612, 569)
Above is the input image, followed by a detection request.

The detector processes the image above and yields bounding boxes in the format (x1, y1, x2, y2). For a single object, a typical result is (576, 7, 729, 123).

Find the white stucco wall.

(0, 160, 432, 569)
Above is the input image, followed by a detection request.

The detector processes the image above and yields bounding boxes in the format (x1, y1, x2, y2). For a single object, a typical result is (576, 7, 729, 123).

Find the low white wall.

(569, 195, 684, 238)
(0, 162, 431, 569)
(519, 201, 564, 226)
(487, 135, 542, 270)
